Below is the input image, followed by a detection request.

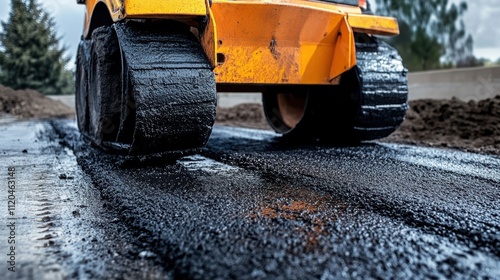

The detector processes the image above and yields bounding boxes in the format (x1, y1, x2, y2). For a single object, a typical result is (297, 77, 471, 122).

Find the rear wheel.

(262, 34, 408, 143)
(262, 88, 309, 135)
(262, 83, 359, 143)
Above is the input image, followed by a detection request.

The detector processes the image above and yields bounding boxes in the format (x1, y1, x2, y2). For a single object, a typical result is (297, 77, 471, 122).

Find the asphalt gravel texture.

(1, 119, 499, 279)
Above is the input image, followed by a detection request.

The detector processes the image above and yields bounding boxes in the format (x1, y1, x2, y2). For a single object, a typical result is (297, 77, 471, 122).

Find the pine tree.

(0, 0, 74, 95)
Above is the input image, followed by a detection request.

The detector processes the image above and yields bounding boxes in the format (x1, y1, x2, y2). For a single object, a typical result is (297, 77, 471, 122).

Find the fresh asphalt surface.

(1, 119, 499, 279)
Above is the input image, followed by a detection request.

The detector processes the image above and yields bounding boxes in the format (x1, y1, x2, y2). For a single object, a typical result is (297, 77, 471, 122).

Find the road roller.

(75, 0, 408, 155)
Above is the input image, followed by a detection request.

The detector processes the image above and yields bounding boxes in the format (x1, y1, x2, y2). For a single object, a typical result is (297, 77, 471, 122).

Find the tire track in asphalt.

(205, 126, 500, 258)
(50, 120, 500, 279)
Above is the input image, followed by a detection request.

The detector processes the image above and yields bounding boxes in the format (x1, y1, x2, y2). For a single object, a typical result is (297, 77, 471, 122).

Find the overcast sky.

(0, 0, 499, 68)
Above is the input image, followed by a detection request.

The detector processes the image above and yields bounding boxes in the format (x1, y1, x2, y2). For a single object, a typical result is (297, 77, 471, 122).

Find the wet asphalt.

(1, 119, 499, 279)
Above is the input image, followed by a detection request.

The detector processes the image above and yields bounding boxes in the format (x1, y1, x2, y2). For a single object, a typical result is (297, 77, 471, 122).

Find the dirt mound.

(215, 97, 500, 155)
(216, 103, 270, 130)
(0, 85, 74, 119)
(384, 96, 500, 155)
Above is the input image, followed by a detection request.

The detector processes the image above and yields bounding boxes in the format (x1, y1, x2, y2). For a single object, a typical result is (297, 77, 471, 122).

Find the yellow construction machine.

(75, 0, 408, 155)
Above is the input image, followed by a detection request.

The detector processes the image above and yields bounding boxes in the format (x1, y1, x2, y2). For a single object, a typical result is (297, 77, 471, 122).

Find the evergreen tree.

(375, 0, 475, 71)
(0, 0, 74, 95)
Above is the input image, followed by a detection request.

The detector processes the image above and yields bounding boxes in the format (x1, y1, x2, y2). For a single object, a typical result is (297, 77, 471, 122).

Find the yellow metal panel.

(212, 1, 356, 85)
(123, 0, 207, 18)
(330, 16, 356, 81)
(347, 13, 400, 36)
(213, 0, 363, 15)
(81, 0, 400, 86)
(83, 0, 209, 37)
(200, 0, 218, 68)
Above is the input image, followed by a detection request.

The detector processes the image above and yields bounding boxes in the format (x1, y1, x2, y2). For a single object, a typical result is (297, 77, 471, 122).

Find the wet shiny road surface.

(1, 120, 499, 279)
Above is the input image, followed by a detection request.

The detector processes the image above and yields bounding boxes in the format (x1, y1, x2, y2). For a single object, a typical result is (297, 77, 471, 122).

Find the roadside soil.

(216, 97, 500, 156)
(0, 84, 74, 119)
(216, 103, 271, 130)
(2, 83, 499, 156)
(383, 97, 500, 155)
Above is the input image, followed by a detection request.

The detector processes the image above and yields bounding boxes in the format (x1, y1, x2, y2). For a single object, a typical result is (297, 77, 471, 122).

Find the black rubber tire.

(112, 21, 217, 155)
(88, 26, 122, 144)
(75, 40, 91, 133)
(263, 34, 408, 144)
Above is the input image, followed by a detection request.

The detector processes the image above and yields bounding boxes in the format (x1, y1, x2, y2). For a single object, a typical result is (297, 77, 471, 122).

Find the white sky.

(0, 0, 499, 67)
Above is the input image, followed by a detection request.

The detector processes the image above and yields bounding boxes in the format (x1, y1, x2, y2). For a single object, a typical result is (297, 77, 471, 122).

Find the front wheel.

(75, 40, 91, 134)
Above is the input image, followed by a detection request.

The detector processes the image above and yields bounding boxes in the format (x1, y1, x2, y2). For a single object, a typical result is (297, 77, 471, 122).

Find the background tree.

(375, 0, 479, 71)
(0, 0, 73, 95)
